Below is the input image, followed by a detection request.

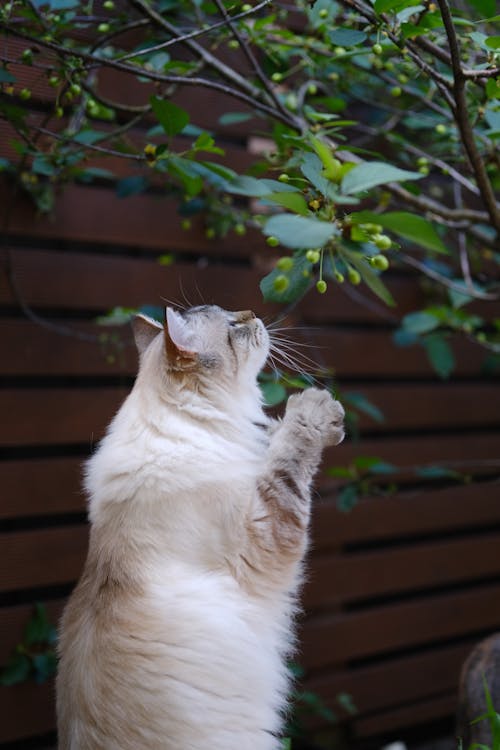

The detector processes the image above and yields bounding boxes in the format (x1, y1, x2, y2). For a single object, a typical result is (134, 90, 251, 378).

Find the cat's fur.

(56, 305, 345, 750)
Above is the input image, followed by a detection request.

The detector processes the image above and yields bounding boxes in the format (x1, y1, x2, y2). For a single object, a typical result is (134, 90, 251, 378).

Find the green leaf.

(32, 651, 58, 684)
(337, 484, 359, 512)
(402, 310, 441, 334)
(265, 192, 309, 215)
(218, 112, 253, 126)
(352, 211, 448, 254)
(264, 215, 339, 249)
(150, 96, 189, 138)
(340, 246, 396, 306)
(259, 380, 287, 406)
(485, 36, 500, 48)
(326, 465, 356, 479)
(0, 653, 31, 686)
(24, 604, 56, 646)
(116, 175, 149, 198)
(374, 0, 416, 13)
(353, 456, 397, 474)
(423, 333, 455, 378)
(467, 0, 496, 16)
(260, 254, 312, 304)
(343, 392, 384, 422)
(193, 132, 225, 155)
(415, 465, 462, 480)
(0, 69, 17, 83)
(328, 28, 367, 46)
(341, 162, 423, 195)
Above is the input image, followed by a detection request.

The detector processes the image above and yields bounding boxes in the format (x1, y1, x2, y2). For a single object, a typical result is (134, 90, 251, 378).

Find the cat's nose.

(235, 310, 256, 323)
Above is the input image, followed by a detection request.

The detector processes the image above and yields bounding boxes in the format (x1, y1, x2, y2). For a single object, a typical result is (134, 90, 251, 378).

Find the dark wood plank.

(0, 526, 87, 593)
(2, 183, 267, 256)
(354, 694, 457, 738)
(0, 458, 85, 519)
(301, 583, 500, 668)
(0, 680, 56, 743)
(306, 641, 470, 720)
(311, 482, 500, 549)
(0, 387, 127, 447)
(0, 319, 489, 377)
(0, 248, 276, 314)
(304, 533, 500, 610)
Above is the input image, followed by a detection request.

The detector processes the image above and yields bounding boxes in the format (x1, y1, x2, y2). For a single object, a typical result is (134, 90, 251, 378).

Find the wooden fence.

(1, 42, 500, 747)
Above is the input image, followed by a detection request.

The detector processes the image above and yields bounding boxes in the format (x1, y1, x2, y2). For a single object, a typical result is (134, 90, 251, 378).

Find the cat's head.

(132, 305, 270, 383)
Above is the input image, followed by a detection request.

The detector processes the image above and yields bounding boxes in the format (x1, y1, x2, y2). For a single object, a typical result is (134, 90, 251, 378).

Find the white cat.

(56, 305, 345, 750)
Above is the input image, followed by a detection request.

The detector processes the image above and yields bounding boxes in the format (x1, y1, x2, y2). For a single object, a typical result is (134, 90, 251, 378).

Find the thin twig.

(400, 253, 500, 300)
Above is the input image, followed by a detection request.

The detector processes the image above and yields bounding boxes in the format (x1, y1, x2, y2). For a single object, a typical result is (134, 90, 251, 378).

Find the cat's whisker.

(160, 296, 188, 312)
(269, 339, 321, 370)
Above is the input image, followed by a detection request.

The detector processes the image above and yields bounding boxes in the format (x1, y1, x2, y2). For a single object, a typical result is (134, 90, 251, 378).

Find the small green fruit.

(418, 165, 430, 175)
(347, 267, 361, 285)
(435, 123, 447, 134)
(97, 22, 110, 33)
(334, 270, 345, 283)
(316, 279, 327, 294)
(48, 75, 59, 87)
(307, 83, 318, 95)
(370, 254, 390, 270)
(242, 3, 252, 9)
(103, 0, 115, 8)
(55, 106, 64, 118)
(417, 156, 428, 167)
(390, 86, 402, 97)
(397, 73, 408, 84)
(205, 227, 216, 239)
(22, 49, 33, 63)
(274, 275, 290, 293)
(271, 72, 283, 83)
(334, 47, 347, 57)
(234, 223, 246, 236)
(278, 173, 290, 182)
(181, 219, 191, 231)
(70, 83, 82, 96)
(319, 8, 329, 17)
(20, 88, 31, 100)
(277, 257, 294, 271)
(374, 234, 392, 251)
(372, 43, 383, 55)
(266, 236, 280, 247)
(306, 249, 321, 264)
(228, 40, 240, 49)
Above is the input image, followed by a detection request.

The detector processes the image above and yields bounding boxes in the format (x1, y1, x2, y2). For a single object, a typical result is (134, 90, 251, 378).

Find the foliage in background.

(0, 0, 499, 379)
(0, 603, 57, 685)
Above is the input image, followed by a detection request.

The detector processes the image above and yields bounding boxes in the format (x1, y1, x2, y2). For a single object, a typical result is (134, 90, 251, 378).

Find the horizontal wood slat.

(3, 386, 499, 447)
(307, 641, 470, 721)
(2, 183, 265, 255)
(301, 583, 500, 669)
(1, 319, 488, 378)
(0, 387, 127, 447)
(304, 533, 500, 610)
(311, 482, 500, 549)
(1, 526, 88, 594)
(0, 458, 84, 520)
(0, 681, 56, 743)
(354, 693, 457, 738)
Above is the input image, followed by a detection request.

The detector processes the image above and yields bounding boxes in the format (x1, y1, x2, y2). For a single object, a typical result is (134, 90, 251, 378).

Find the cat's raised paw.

(285, 388, 345, 447)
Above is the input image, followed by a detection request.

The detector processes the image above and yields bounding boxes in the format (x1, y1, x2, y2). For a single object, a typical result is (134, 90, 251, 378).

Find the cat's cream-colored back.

(57, 306, 345, 749)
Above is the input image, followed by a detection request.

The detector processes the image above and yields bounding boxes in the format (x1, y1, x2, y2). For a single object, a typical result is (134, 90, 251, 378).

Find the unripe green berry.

(70, 83, 82, 96)
(334, 270, 345, 283)
(334, 46, 347, 57)
(242, 2, 252, 9)
(48, 75, 59, 87)
(278, 173, 290, 182)
(306, 249, 321, 264)
(316, 279, 327, 294)
(418, 165, 430, 175)
(20, 87, 31, 100)
(55, 105, 64, 118)
(276, 256, 294, 271)
(374, 234, 392, 251)
(205, 227, 216, 239)
(435, 123, 447, 134)
(103, 0, 115, 8)
(22, 49, 33, 63)
(273, 275, 289, 293)
(397, 73, 408, 84)
(181, 219, 191, 231)
(307, 83, 318, 95)
(347, 267, 361, 285)
(97, 22, 110, 33)
(390, 86, 402, 97)
(372, 43, 383, 55)
(234, 223, 246, 236)
(271, 72, 283, 83)
(228, 39, 240, 49)
(319, 8, 329, 17)
(266, 235, 280, 247)
(417, 156, 428, 167)
(370, 254, 390, 270)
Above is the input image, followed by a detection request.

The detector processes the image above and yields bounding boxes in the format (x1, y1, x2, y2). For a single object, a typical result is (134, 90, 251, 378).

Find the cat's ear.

(132, 314, 163, 355)
(164, 308, 198, 370)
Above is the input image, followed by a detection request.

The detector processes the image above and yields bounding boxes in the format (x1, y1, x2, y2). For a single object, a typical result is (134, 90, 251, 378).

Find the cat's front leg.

(242, 389, 344, 588)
